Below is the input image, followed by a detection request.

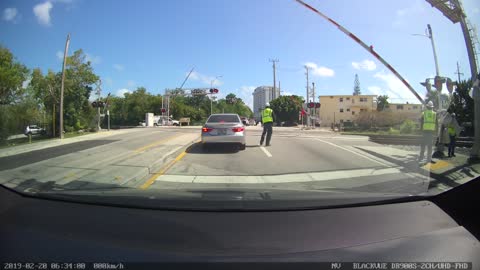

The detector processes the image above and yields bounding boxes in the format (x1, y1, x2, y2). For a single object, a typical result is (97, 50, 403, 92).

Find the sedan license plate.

(218, 129, 227, 135)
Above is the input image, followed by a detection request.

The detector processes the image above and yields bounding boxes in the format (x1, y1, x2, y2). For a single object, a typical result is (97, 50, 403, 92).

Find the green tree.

(0, 46, 29, 105)
(269, 95, 304, 123)
(376, 95, 389, 111)
(448, 79, 474, 125)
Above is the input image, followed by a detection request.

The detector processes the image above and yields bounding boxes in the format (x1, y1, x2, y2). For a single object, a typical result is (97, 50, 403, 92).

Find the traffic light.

(92, 101, 97, 108)
(161, 108, 166, 113)
(315, 103, 320, 108)
(98, 101, 104, 108)
(210, 88, 219, 94)
(307, 102, 315, 108)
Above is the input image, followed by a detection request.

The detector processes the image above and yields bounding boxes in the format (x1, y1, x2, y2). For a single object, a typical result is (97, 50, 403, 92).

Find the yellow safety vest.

(262, 108, 273, 123)
(448, 124, 456, 136)
(422, 110, 436, 131)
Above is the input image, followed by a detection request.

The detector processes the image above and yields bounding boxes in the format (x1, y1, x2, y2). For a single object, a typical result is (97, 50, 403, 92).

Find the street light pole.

(210, 75, 222, 115)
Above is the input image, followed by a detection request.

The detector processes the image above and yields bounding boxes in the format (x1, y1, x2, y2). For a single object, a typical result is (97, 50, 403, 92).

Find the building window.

(359, 98, 368, 102)
(330, 96, 334, 99)
(346, 97, 350, 101)
(340, 119, 344, 123)
(346, 108, 350, 112)
(339, 98, 344, 102)
(397, 105, 404, 110)
(340, 109, 344, 113)
(352, 111, 355, 115)
(413, 106, 418, 110)
(360, 109, 366, 112)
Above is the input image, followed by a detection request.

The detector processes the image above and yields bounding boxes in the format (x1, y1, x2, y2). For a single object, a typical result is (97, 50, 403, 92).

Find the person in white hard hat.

(419, 101, 438, 164)
(260, 102, 275, 146)
(447, 112, 461, 157)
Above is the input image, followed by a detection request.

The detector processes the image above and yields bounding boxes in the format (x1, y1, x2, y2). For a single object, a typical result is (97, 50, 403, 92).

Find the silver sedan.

(201, 114, 246, 150)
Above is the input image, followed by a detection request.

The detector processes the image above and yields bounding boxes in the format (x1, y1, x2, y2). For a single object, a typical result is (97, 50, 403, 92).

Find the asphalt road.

(0, 126, 471, 196)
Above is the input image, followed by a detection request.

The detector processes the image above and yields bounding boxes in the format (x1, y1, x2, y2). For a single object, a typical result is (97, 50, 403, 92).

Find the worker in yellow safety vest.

(418, 101, 437, 163)
(260, 102, 275, 147)
(447, 113, 461, 157)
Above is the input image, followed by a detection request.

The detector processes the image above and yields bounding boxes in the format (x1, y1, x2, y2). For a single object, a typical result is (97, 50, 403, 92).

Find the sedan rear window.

(207, 115, 240, 123)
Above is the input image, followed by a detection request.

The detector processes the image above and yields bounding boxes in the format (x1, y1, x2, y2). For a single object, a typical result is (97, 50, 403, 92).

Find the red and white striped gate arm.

(294, 0, 425, 104)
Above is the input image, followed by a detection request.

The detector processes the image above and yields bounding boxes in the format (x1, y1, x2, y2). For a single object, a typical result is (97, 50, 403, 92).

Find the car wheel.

(239, 144, 246, 150)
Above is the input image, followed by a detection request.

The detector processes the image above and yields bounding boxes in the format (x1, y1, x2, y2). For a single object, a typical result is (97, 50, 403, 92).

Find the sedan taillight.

(202, 127, 213, 133)
(232, 127, 245, 133)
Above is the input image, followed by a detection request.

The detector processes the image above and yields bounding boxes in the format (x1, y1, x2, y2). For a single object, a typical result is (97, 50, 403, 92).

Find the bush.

(65, 126, 75, 133)
(400, 119, 416, 134)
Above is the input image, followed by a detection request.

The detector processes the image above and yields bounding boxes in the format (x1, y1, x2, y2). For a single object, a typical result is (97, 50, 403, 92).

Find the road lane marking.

(134, 135, 178, 153)
(260, 146, 272, 157)
(314, 138, 388, 167)
(139, 151, 187, 189)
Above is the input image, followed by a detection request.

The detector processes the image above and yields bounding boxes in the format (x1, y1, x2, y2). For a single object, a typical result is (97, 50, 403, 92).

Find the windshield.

(0, 0, 479, 210)
(207, 115, 241, 123)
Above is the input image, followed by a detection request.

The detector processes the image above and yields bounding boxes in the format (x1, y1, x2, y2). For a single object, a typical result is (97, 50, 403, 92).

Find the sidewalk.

(355, 145, 480, 192)
(0, 129, 134, 158)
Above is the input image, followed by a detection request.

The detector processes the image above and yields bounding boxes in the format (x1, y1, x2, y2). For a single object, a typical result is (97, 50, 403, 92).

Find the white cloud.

(3, 8, 18, 22)
(304, 62, 335, 77)
(393, 0, 426, 27)
(367, 86, 382, 95)
(127, 80, 136, 88)
(33, 1, 53, 26)
(238, 86, 255, 110)
(373, 70, 420, 103)
(352, 59, 376, 71)
(115, 88, 131, 97)
(85, 53, 101, 65)
(113, 64, 124, 71)
(56, 50, 63, 61)
(188, 71, 224, 86)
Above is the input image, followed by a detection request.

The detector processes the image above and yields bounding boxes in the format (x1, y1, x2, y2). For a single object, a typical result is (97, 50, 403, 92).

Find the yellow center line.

(139, 151, 187, 190)
(134, 135, 178, 153)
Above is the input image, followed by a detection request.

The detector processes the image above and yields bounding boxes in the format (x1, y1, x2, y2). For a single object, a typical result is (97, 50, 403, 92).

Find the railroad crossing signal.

(161, 108, 166, 113)
(91, 101, 106, 108)
(209, 88, 219, 94)
(307, 102, 320, 108)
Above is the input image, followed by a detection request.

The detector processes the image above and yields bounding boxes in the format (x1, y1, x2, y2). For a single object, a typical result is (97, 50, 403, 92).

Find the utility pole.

(455, 61, 464, 82)
(305, 65, 311, 127)
(312, 82, 316, 128)
(95, 80, 102, 131)
(278, 81, 281, 97)
(270, 59, 279, 100)
(59, 34, 70, 139)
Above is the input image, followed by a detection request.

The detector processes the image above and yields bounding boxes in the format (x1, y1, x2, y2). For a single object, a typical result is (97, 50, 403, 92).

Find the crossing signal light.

(92, 101, 97, 108)
(307, 102, 315, 108)
(210, 88, 219, 94)
(315, 103, 320, 108)
(161, 108, 166, 113)
(446, 78, 456, 94)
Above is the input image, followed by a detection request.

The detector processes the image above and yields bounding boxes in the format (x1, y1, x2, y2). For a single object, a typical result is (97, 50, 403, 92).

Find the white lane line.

(260, 146, 273, 157)
(314, 138, 388, 167)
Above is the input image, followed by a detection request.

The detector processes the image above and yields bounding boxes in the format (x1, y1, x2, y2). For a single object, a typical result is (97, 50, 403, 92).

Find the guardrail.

(369, 135, 473, 148)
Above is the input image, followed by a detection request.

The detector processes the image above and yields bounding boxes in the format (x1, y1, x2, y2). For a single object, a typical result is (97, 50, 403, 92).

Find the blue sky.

(1, 0, 479, 108)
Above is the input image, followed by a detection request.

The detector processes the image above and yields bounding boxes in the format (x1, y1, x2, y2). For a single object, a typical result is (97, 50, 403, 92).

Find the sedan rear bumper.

(201, 134, 246, 144)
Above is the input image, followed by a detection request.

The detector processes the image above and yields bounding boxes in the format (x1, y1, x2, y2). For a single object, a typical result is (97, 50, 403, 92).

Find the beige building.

(318, 95, 377, 127)
(384, 102, 423, 122)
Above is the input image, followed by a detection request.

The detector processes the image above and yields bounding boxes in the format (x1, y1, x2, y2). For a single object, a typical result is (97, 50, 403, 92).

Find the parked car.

(201, 113, 246, 150)
(24, 125, 46, 136)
